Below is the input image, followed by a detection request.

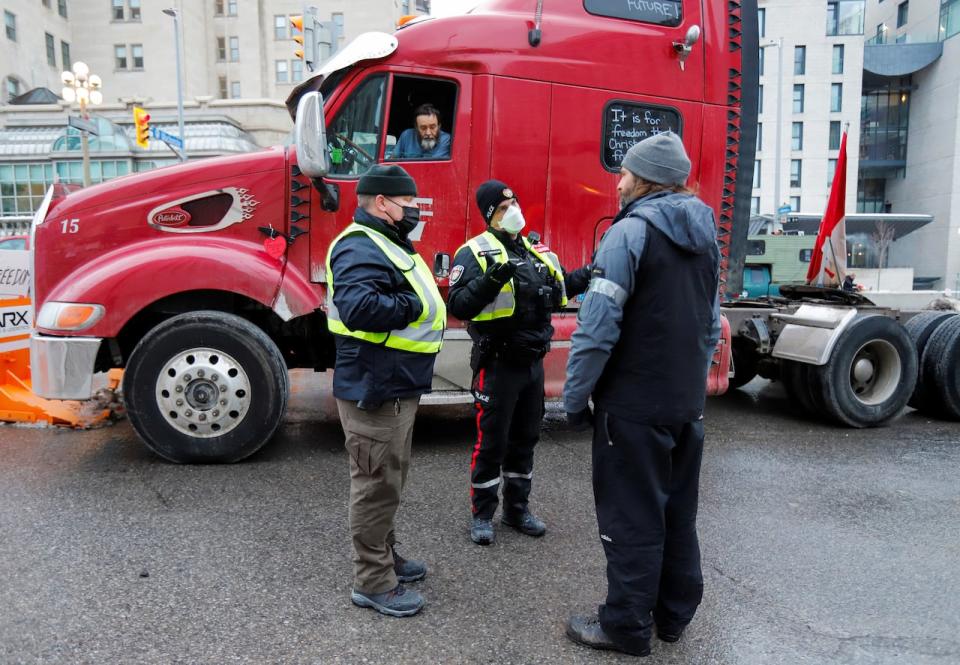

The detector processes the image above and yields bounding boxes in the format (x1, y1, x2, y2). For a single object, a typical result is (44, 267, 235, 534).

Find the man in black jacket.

(563, 132, 721, 657)
(326, 165, 446, 617)
(448, 180, 590, 546)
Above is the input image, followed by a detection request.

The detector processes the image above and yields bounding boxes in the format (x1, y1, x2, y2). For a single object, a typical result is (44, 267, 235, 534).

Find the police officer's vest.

(325, 223, 446, 354)
(458, 231, 567, 321)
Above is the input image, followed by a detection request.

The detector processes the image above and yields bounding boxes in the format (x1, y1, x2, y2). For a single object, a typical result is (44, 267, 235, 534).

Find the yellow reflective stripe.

(467, 232, 516, 321)
(523, 237, 568, 307)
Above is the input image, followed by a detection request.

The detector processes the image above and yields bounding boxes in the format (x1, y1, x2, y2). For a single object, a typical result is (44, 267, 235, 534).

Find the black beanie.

(357, 165, 417, 196)
(475, 179, 516, 224)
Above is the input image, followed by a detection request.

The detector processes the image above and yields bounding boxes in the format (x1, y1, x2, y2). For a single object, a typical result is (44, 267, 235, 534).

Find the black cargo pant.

(593, 408, 705, 652)
(469, 356, 545, 520)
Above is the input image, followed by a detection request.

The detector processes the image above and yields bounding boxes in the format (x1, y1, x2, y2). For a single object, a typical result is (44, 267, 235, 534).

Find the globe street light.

(61, 61, 103, 187)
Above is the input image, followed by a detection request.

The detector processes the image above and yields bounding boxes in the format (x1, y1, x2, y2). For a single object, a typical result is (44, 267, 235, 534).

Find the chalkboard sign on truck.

(602, 101, 682, 171)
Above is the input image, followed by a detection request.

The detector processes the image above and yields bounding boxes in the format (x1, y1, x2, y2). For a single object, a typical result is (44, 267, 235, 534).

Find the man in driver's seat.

(390, 104, 451, 160)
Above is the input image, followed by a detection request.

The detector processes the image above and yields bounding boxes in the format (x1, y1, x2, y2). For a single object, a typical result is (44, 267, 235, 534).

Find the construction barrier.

(0, 248, 120, 427)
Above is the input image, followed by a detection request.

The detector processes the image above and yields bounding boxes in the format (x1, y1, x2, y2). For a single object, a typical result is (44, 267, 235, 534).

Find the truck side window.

(602, 101, 682, 172)
(385, 76, 457, 162)
(583, 0, 682, 27)
(327, 74, 386, 177)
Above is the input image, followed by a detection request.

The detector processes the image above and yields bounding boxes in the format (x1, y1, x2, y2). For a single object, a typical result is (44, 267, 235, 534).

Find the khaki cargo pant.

(337, 396, 420, 595)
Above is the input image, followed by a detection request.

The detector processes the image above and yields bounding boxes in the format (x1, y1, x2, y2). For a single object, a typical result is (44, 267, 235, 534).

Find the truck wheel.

(729, 340, 759, 389)
(813, 315, 917, 428)
(123, 311, 289, 463)
(782, 361, 824, 415)
(904, 311, 957, 409)
(918, 315, 960, 419)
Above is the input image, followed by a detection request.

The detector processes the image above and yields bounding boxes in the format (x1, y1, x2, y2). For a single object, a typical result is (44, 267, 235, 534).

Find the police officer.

(563, 132, 721, 656)
(326, 165, 446, 618)
(448, 180, 591, 546)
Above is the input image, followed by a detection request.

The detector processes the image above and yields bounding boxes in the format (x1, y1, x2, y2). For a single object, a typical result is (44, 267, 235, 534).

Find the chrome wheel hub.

(156, 348, 250, 438)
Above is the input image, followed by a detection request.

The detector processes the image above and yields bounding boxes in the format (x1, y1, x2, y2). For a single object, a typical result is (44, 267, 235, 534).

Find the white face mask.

(499, 205, 526, 234)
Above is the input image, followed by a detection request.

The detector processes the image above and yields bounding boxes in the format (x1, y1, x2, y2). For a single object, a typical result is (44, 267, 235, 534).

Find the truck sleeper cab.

(30, 0, 757, 462)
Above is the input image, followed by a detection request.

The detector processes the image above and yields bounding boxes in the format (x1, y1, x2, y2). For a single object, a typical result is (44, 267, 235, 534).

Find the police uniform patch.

(450, 264, 464, 284)
(503, 188, 514, 199)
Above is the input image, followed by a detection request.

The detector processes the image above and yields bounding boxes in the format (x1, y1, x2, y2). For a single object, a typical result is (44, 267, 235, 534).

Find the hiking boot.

(392, 545, 427, 583)
(656, 625, 685, 643)
(501, 511, 546, 537)
(566, 615, 651, 657)
(351, 584, 424, 618)
(470, 517, 495, 545)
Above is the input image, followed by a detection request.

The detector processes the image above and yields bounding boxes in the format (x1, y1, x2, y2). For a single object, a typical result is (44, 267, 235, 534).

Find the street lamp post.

(163, 8, 186, 161)
(761, 38, 784, 227)
(60, 62, 103, 187)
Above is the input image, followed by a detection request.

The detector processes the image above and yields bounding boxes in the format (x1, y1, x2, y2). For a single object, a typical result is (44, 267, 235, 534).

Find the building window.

(58, 0, 68, 19)
(115, 44, 127, 69)
(4, 11, 16, 41)
(790, 160, 802, 188)
(792, 122, 803, 150)
(896, 33, 908, 43)
(218, 76, 227, 99)
(333, 12, 344, 44)
(5, 76, 20, 102)
(758, 8, 765, 38)
(828, 158, 838, 187)
(793, 84, 804, 113)
(275, 60, 289, 83)
(0, 163, 57, 215)
(897, 1, 908, 28)
(112, 0, 124, 21)
(61, 40, 71, 69)
(227, 0, 237, 16)
(214, 0, 224, 16)
(753, 160, 761, 188)
(46, 33, 57, 66)
(229, 36, 239, 61)
(230, 81, 240, 98)
(757, 122, 763, 151)
(748, 240, 766, 255)
(794, 45, 806, 75)
(831, 83, 843, 112)
(827, 0, 864, 35)
(758, 84, 763, 114)
(759, 47, 764, 76)
(829, 121, 842, 149)
(131, 43, 143, 69)
(292, 58, 304, 83)
(216, 37, 226, 61)
(42, 0, 51, 7)
(274, 15, 286, 40)
(799, 249, 813, 263)
(129, 0, 140, 20)
(943, 0, 960, 39)
(832, 44, 845, 74)
(876, 22, 887, 43)
(790, 195, 801, 212)
(751, 196, 761, 215)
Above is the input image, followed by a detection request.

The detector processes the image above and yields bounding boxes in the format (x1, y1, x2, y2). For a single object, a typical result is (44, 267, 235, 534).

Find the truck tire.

(123, 311, 289, 463)
(904, 311, 956, 409)
(813, 315, 917, 428)
(918, 315, 960, 419)
(730, 339, 759, 389)
(782, 361, 825, 416)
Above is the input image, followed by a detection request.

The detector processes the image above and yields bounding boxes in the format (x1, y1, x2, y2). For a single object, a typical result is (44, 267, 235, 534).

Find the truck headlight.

(36, 302, 105, 331)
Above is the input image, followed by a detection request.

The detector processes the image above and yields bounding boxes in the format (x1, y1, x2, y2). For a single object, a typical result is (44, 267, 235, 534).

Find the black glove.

(483, 260, 518, 286)
(566, 405, 594, 431)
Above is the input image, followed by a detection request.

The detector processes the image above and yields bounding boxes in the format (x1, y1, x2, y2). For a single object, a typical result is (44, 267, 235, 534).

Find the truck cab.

(29, 0, 758, 462)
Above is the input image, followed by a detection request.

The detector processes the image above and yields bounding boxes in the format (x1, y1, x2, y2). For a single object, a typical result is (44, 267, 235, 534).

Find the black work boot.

(566, 615, 651, 657)
(470, 517, 495, 545)
(501, 510, 546, 537)
(351, 584, 424, 618)
(392, 545, 427, 583)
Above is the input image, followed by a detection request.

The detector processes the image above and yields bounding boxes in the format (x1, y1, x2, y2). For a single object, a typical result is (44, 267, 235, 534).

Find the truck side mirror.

(433, 252, 450, 278)
(294, 91, 329, 178)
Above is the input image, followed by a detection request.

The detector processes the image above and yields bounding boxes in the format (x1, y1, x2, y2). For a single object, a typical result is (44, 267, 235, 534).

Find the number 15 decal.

(60, 219, 79, 234)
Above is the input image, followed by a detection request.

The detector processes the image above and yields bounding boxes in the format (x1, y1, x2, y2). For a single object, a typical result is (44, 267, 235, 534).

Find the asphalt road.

(1, 372, 958, 664)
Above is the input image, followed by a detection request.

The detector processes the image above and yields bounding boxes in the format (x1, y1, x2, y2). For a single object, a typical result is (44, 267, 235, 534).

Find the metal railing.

(0, 217, 32, 237)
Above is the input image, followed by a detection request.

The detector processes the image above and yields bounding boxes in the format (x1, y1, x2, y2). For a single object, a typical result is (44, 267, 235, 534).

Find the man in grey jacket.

(563, 132, 721, 657)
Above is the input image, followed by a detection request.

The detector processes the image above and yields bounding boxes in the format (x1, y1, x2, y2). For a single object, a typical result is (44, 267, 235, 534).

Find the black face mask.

(385, 198, 420, 238)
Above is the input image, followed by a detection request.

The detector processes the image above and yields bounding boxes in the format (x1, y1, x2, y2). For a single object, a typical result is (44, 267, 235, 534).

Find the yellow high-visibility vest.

(326, 223, 446, 353)
(458, 231, 567, 321)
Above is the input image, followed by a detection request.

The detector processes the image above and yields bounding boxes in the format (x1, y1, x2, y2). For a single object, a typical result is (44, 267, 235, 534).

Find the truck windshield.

(327, 74, 385, 177)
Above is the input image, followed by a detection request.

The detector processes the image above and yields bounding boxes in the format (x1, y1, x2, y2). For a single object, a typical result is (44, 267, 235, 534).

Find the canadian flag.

(806, 131, 848, 286)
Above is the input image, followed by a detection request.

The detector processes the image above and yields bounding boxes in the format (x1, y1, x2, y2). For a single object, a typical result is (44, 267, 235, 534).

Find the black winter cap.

(357, 164, 418, 196)
(475, 179, 517, 224)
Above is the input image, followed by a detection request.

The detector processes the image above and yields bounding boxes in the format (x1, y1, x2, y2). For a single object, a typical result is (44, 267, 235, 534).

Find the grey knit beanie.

(621, 131, 691, 186)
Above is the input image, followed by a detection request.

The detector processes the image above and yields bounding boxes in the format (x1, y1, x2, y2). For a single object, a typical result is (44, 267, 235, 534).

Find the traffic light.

(290, 15, 305, 60)
(133, 106, 150, 148)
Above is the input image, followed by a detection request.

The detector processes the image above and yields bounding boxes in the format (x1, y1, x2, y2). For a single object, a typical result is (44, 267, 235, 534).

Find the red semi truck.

(29, 0, 955, 463)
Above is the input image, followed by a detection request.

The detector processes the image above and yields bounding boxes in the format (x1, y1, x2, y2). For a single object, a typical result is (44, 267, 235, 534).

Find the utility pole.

(163, 8, 187, 161)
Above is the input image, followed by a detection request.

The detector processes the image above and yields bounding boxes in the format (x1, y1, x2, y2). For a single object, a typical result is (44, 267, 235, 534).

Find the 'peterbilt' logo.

(150, 207, 191, 227)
